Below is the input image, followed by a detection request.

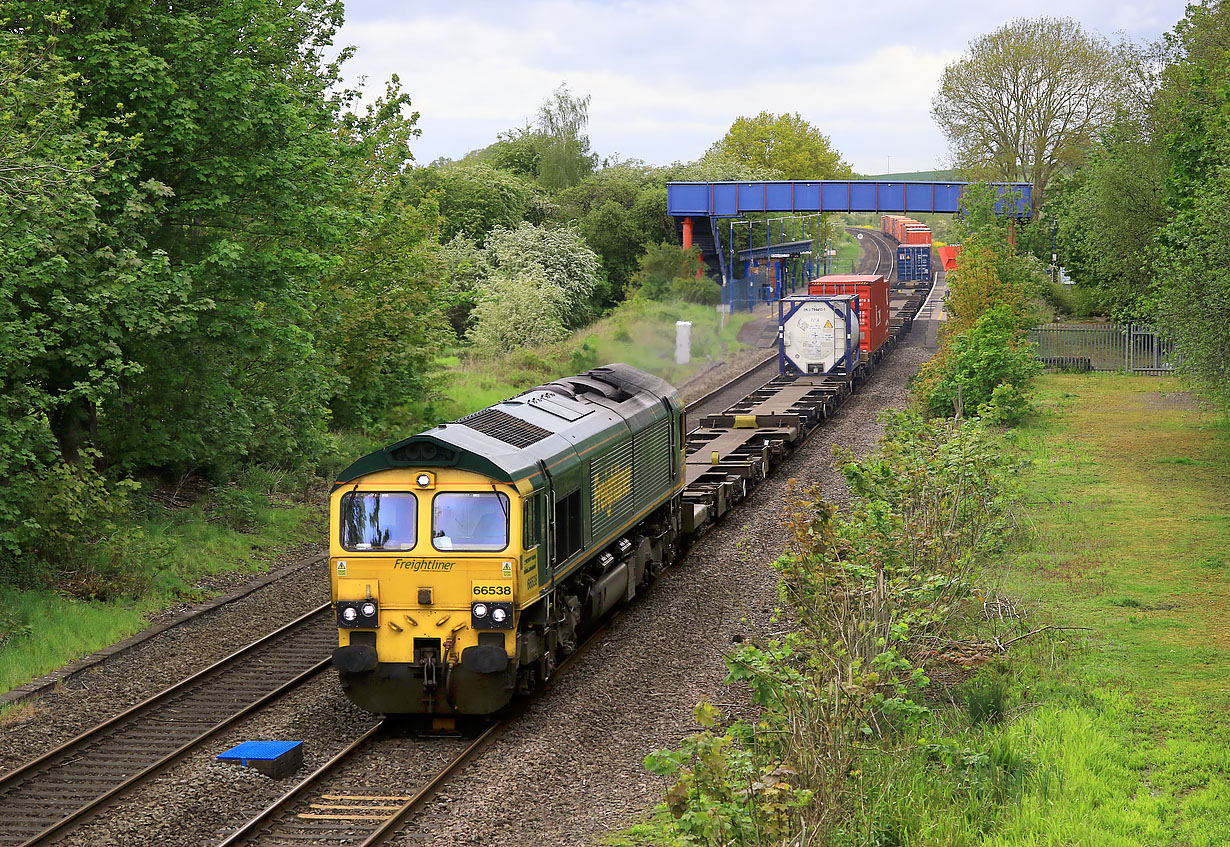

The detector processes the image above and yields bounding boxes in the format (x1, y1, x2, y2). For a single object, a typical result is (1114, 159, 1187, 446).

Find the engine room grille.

(458, 408, 553, 448)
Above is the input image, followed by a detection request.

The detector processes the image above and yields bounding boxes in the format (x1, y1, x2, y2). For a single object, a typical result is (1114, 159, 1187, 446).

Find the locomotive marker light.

(415, 472, 434, 488)
(491, 607, 507, 624)
(473, 603, 488, 618)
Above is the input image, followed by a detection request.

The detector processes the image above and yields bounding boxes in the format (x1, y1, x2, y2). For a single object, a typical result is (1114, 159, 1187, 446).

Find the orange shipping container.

(807, 273, 890, 355)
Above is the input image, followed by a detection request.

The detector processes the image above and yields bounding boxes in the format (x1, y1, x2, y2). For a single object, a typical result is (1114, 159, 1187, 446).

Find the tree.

(706, 112, 854, 179)
(536, 83, 597, 190)
(484, 223, 603, 328)
(322, 81, 449, 430)
(411, 160, 546, 244)
(466, 269, 570, 356)
(555, 162, 674, 303)
(5, 0, 456, 479)
(932, 17, 1124, 213)
(466, 123, 543, 178)
(1151, 1, 1230, 407)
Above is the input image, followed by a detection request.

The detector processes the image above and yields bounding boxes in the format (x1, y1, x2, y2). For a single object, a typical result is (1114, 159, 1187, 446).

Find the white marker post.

(675, 320, 692, 365)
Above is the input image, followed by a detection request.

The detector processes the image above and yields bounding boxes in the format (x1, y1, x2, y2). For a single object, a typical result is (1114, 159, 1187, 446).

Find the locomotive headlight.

(342, 607, 358, 622)
(491, 607, 507, 624)
(361, 601, 377, 618)
(473, 603, 488, 618)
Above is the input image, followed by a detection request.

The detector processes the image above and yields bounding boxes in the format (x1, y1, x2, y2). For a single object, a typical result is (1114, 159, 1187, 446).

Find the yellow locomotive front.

(330, 465, 537, 716)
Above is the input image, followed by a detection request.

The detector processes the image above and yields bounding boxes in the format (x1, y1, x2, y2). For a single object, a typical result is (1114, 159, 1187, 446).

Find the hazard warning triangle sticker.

(823, 320, 833, 328)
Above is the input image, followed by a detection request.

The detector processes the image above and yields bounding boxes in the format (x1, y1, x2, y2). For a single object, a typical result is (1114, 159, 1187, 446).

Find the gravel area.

(54, 674, 382, 847)
(387, 317, 940, 847)
(0, 550, 329, 766)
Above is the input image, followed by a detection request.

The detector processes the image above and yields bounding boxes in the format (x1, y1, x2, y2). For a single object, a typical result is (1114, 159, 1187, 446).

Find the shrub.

(208, 486, 266, 532)
(669, 275, 722, 305)
(2, 453, 170, 599)
(630, 242, 704, 301)
(466, 269, 571, 356)
(569, 338, 599, 372)
(917, 305, 1043, 423)
(652, 413, 1019, 840)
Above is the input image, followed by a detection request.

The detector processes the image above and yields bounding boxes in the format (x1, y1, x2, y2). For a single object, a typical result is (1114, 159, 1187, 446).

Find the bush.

(466, 269, 571, 356)
(569, 338, 599, 372)
(631, 242, 704, 300)
(645, 413, 1019, 842)
(208, 486, 266, 532)
(917, 305, 1043, 423)
(2, 453, 170, 599)
(1042, 279, 1105, 318)
(669, 275, 722, 305)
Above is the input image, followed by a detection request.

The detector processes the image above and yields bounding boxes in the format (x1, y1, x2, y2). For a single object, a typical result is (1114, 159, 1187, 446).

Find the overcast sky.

(335, 0, 1191, 176)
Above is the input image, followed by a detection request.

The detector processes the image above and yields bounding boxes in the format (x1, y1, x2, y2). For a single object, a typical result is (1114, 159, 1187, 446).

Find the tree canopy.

(536, 83, 598, 190)
(707, 112, 854, 179)
(932, 17, 1123, 212)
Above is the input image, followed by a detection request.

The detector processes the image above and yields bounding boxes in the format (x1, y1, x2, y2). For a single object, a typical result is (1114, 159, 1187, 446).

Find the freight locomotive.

(328, 277, 927, 720)
(329, 365, 686, 717)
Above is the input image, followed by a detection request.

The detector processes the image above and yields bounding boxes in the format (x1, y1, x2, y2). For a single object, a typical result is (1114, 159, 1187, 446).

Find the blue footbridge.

(667, 180, 1031, 310)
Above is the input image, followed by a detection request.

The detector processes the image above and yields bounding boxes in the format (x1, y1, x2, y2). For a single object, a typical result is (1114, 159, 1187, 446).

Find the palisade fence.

(1029, 323, 1179, 374)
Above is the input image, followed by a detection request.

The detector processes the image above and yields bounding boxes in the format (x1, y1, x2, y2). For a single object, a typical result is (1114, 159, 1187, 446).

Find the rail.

(0, 604, 335, 847)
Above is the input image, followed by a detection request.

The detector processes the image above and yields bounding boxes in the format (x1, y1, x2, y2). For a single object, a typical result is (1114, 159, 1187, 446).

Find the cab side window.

(523, 494, 540, 549)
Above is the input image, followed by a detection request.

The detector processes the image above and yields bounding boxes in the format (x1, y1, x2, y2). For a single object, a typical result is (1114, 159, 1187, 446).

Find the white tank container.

(779, 294, 861, 375)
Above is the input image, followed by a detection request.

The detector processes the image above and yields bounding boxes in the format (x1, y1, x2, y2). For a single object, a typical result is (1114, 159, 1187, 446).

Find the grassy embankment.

(851, 373, 1230, 844)
(1, 298, 754, 702)
(980, 374, 1230, 843)
(437, 299, 757, 419)
(0, 488, 321, 702)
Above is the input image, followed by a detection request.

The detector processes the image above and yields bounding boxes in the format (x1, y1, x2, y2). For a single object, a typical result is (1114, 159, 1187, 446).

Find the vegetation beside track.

(438, 299, 756, 421)
(0, 487, 321, 700)
(609, 374, 1230, 846)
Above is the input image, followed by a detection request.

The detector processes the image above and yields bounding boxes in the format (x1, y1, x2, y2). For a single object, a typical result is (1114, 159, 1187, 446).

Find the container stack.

(880, 215, 933, 282)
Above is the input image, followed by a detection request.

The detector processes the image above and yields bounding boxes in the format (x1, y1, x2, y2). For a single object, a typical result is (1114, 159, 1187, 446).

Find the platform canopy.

(667, 180, 1031, 218)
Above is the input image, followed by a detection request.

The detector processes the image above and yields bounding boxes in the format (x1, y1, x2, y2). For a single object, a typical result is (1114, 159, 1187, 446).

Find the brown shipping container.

(807, 274, 890, 355)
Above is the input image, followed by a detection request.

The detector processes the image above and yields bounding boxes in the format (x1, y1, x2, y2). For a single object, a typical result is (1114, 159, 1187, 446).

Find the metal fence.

(1029, 323, 1179, 374)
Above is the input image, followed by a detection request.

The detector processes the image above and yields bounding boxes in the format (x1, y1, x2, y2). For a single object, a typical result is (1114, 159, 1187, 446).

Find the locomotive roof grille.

(457, 407, 553, 448)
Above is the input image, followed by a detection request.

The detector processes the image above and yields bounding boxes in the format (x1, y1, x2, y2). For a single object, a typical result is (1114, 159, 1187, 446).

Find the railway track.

(846, 226, 897, 280)
(0, 605, 336, 847)
(218, 284, 941, 847)
(217, 608, 619, 847)
(217, 722, 476, 847)
(0, 349, 793, 847)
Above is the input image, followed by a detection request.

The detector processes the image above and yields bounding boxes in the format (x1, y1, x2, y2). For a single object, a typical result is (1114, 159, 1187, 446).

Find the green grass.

(983, 374, 1230, 844)
(832, 229, 860, 272)
(0, 490, 321, 701)
(822, 374, 1230, 845)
